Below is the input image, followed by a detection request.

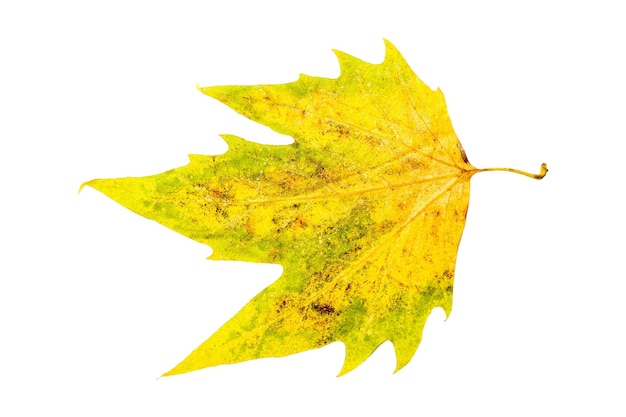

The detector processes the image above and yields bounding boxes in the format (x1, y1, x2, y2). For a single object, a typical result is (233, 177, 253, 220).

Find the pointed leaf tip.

(383, 38, 398, 54)
(332, 48, 357, 72)
(78, 181, 89, 194)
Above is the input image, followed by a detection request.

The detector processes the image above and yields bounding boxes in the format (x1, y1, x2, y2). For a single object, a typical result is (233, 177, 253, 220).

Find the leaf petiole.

(476, 163, 548, 180)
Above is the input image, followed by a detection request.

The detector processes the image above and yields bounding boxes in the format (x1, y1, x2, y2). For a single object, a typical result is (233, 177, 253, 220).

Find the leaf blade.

(86, 40, 478, 376)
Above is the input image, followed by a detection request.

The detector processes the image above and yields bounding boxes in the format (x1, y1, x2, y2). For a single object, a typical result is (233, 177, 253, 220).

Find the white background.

(1, 1, 625, 415)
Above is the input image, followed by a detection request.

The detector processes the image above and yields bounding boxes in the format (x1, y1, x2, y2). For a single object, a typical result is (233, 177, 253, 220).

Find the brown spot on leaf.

(317, 166, 331, 180)
(457, 143, 469, 163)
(312, 303, 336, 315)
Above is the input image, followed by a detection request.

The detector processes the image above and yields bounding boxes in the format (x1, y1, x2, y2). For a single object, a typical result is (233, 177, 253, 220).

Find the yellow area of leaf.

(84, 40, 546, 376)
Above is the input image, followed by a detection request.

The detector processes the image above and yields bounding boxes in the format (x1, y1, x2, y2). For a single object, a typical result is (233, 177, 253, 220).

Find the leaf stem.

(477, 163, 548, 180)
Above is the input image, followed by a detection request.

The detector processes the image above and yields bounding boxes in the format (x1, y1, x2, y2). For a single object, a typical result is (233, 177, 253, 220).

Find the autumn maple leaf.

(84, 40, 546, 376)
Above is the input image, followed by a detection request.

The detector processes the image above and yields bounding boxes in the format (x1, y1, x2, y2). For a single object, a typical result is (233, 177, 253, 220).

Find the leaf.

(84, 40, 546, 376)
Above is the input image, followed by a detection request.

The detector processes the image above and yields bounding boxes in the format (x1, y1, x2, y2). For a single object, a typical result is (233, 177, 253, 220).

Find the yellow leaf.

(84, 40, 546, 376)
